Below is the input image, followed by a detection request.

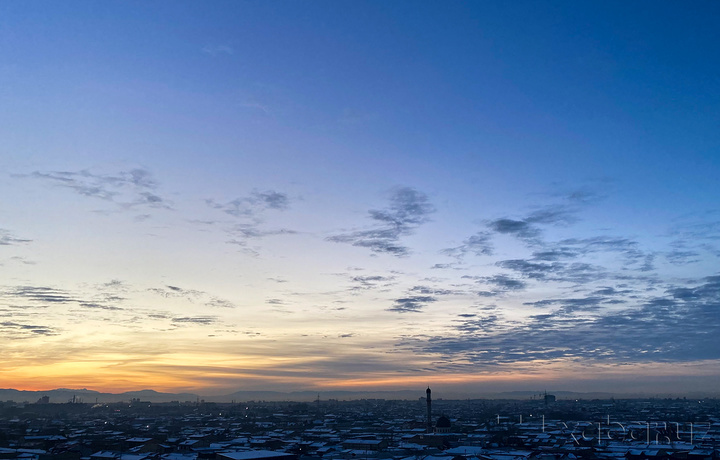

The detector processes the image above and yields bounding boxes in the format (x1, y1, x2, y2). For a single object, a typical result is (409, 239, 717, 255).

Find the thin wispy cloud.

(17, 168, 172, 211)
(206, 298, 237, 309)
(148, 285, 206, 300)
(0, 321, 58, 338)
(0, 229, 32, 246)
(228, 225, 297, 239)
(1, 286, 79, 304)
(172, 316, 218, 325)
(148, 285, 237, 310)
(9, 256, 36, 265)
(442, 232, 494, 261)
(345, 274, 397, 292)
(205, 190, 296, 253)
(241, 102, 271, 114)
(0, 280, 237, 340)
(206, 190, 289, 217)
(327, 187, 434, 256)
(202, 44, 234, 56)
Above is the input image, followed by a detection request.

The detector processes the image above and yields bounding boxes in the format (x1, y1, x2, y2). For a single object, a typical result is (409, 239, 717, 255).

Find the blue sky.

(1, 1, 719, 396)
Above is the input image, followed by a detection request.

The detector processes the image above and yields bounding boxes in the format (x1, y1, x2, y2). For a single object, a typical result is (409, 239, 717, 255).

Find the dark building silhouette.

(436, 415, 451, 433)
(426, 387, 432, 433)
(435, 415, 452, 433)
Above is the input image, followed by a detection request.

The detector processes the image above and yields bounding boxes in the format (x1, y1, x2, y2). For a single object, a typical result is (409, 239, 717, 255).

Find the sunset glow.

(1, 1, 719, 399)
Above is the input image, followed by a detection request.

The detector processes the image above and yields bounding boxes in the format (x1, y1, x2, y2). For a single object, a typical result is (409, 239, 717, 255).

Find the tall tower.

(426, 387, 432, 433)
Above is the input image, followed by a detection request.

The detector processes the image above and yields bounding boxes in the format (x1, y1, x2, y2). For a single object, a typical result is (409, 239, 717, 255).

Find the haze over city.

(1, 1, 719, 397)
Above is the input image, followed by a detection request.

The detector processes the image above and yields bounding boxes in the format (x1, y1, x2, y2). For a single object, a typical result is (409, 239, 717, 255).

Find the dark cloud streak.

(21, 168, 172, 211)
(327, 187, 434, 257)
(396, 274, 720, 367)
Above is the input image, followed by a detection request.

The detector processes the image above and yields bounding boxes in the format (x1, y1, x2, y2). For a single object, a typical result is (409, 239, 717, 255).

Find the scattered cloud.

(485, 204, 577, 244)
(172, 316, 218, 325)
(228, 225, 297, 239)
(206, 298, 236, 309)
(148, 285, 205, 300)
(665, 240, 702, 265)
(396, 274, 720, 367)
(562, 188, 608, 204)
(496, 258, 606, 285)
(478, 188, 603, 250)
(431, 263, 454, 269)
(5, 169, 720, 385)
(487, 218, 540, 241)
(524, 205, 578, 226)
(409, 285, 458, 296)
(484, 274, 527, 291)
(0, 229, 32, 246)
(668, 214, 720, 241)
(102, 279, 127, 290)
(387, 295, 437, 313)
(1, 286, 78, 304)
(462, 274, 527, 296)
(9, 256, 36, 265)
(267, 277, 288, 283)
(147, 285, 236, 310)
(327, 187, 434, 256)
(19, 168, 172, 212)
(452, 314, 501, 334)
(206, 190, 289, 217)
(79, 302, 124, 311)
(206, 190, 295, 252)
(0, 321, 58, 338)
(442, 232, 493, 262)
(347, 274, 397, 291)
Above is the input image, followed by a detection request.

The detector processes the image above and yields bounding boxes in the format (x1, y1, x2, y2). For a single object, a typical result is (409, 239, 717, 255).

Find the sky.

(1, 1, 719, 397)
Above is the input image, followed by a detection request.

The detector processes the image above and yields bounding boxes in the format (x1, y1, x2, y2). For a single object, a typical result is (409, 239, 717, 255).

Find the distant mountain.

(120, 389, 200, 401)
(0, 388, 436, 403)
(208, 389, 424, 402)
(0, 388, 199, 404)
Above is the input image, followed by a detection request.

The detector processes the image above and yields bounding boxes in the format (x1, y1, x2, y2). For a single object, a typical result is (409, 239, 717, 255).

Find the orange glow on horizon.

(5, 354, 720, 396)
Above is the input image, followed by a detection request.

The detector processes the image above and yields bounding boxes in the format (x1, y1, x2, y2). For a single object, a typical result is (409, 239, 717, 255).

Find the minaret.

(426, 387, 432, 433)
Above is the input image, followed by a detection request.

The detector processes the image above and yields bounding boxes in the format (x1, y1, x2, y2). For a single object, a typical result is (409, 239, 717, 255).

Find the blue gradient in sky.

(0, 1, 719, 395)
